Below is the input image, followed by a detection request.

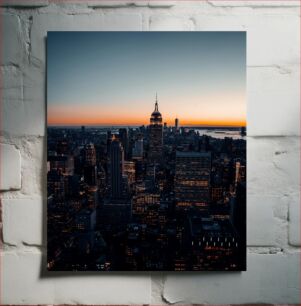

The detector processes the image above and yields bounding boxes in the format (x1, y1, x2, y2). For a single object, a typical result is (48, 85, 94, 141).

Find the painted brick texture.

(0, 0, 300, 304)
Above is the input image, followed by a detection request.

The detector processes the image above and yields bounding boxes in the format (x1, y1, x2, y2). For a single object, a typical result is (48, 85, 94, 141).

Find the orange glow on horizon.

(48, 102, 246, 127)
(48, 117, 246, 127)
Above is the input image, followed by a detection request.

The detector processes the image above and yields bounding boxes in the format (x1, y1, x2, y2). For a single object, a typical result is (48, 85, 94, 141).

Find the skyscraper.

(119, 128, 128, 160)
(175, 118, 179, 131)
(84, 144, 97, 186)
(174, 151, 211, 210)
(110, 136, 124, 199)
(84, 144, 96, 166)
(132, 138, 143, 159)
(149, 94, 163, 163)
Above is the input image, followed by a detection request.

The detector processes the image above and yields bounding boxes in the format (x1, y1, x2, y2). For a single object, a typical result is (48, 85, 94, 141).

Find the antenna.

(155, 93, 158, 111)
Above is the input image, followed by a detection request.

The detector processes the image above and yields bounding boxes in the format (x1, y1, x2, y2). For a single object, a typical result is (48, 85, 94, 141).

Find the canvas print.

(47, 32, 246, 271)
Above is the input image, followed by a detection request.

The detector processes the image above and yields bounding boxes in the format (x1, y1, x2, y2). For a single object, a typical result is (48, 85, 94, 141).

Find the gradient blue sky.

(47, 31, 246, 126)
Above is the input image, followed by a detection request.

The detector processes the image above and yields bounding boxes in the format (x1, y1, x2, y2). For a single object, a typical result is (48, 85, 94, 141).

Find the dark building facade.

(175, 151, 211, 210)
(119, 128, 129, 160)
(84, 144, 96, 166)
(109, 136, 124, 199)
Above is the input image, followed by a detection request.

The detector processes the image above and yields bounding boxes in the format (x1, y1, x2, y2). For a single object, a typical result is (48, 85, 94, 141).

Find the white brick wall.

(2, 197, 44, 246)
(0, 0, 300, 304)
(0, 143, 21, 191)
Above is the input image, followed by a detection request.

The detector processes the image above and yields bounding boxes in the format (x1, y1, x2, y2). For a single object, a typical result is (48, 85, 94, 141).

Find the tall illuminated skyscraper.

(132, 138, 143, 159)
(119, 128, 128, 160)
(84, 143, 97, 186)
(149, 94, 163, 163)
(175, 151, 211, 210)
(110, 136, 124, 199)
(84, 144, 96, 166)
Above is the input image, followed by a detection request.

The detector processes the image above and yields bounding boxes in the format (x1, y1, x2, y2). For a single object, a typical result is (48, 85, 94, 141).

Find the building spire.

(155, 93, 158, 112)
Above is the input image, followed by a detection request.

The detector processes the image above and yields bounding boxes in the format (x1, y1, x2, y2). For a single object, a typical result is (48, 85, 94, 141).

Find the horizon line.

(48, 123, 247, 128)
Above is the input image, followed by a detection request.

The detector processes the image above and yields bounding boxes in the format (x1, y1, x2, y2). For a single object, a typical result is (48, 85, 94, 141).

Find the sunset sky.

(47, 32, 246, 127)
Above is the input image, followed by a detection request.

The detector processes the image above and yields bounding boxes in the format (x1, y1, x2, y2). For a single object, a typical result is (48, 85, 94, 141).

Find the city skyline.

(47, 32, 246, 127)
(47, 99, 246, 271)
(47, 32, 246, 271)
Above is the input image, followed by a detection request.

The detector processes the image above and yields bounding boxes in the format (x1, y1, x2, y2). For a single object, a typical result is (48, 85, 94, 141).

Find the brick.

(0, 143, 21, 191)
(0, 0, 48, 6)
(20, 137, 45, 196)
(149, 15, 194, 30)
(2, 198, 44, 246)
(247, 195, 279, 246)
(288, 193, 300, 246)
(148, 1, 175, 7)
(2, 13, 26, 66)
(1, 66, 22, 101)
(247, 13, 299, 68)
(248, 137, 299, 197)
(163, 253, 299, 304)
(2, 251, 151, 304)
(272, 137, 300, 182)
(248, 66, 299, 136)
(21, 66, 46, 136)
(207, 0, 300, 7)
(86, 0, 174, 7)
(1, 66, 23, 134)
(86, 1, 146, 7)
(1, 65, 45, 136)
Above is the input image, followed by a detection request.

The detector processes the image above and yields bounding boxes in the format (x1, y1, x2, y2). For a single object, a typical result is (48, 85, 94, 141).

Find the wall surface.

(0, 0, 300, 304)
